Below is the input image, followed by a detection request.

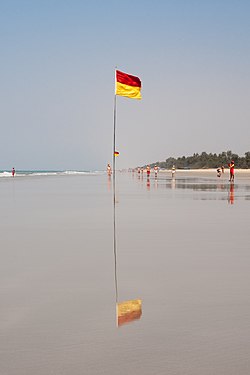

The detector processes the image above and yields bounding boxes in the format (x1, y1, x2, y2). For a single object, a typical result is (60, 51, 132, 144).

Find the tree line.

(147, 151, 250, 169)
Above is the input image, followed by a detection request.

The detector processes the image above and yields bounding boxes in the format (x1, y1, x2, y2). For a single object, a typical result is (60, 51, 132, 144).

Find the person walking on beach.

(107, 163, 112, 176)
(154, 165, 159, 178)
(146, 165, 151, 178)
(217, 167, 221, 177)
(221, 165, 225, 174)
(228, 160, 235, 182)
(171, 165, 176, 178)
(12, 167, 15, 177)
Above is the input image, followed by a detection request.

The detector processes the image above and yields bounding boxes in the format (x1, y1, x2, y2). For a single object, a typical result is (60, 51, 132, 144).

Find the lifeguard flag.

(116, 70, 142, 99)
(114, 151, 119, 157)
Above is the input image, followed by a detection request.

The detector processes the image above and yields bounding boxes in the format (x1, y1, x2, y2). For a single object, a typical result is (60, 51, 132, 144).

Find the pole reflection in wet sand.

(112, 173, 142, 327)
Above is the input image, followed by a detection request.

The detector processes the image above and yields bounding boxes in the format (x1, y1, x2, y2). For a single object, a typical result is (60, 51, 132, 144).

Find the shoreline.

(158, 168, 250, 173)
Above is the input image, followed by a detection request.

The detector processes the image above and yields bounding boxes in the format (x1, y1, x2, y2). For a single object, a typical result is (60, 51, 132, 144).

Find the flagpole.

(113, 69, 118, 303)
(113, 93, 117, 191)
(112, 68, 142, 321)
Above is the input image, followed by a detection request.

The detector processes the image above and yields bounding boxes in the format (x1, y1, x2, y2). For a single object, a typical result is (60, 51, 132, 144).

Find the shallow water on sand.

(1, 171, 250, 375)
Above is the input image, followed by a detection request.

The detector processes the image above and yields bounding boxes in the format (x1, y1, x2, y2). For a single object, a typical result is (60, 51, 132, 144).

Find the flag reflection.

(117, 299, 142, 327)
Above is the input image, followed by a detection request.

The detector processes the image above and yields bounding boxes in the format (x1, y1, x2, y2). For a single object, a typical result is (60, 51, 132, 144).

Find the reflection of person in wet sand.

(107, 174, 111, 191)
(171, 178, 176, 189)
(147, 177, 150, 190)
(228, 182, 234, 204)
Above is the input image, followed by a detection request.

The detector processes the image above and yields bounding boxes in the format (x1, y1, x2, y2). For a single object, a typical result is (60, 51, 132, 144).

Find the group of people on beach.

(137, 165, 159, 179)
(136, 165, 176, 179)
(107, 160, 235, 182)
(217, 160, 234, 182)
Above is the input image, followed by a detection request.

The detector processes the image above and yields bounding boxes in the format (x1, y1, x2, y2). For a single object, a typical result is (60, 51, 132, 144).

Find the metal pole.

(113, 75, 118, 303)
(113, 93, 117, 192)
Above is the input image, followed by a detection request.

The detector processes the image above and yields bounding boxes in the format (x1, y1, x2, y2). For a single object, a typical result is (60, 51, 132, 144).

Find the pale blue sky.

(1, 0, 250, 170)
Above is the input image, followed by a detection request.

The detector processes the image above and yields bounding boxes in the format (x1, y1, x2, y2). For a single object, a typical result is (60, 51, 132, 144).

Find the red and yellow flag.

(116, 70, 142, 99)
(114, 151, 119, 157)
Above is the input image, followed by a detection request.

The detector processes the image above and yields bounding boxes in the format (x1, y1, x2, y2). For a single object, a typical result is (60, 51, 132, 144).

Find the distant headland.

(144, 151, 250, 169)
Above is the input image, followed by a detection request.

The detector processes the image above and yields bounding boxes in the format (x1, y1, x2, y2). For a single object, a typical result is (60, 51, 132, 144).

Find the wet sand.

(1, 171, 250, 374)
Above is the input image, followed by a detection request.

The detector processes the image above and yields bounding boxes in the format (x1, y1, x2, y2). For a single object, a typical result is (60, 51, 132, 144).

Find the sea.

(1, 169, 250, 375)
(0, 170, 104, 177)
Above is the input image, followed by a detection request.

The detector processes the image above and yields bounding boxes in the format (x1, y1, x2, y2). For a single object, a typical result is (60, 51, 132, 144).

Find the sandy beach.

(160, 168, 250, 176)
(1, 171, 250, 374)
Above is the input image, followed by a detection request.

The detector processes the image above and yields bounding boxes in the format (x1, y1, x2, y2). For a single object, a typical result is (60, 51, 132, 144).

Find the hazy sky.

(1, 0, 250, 170)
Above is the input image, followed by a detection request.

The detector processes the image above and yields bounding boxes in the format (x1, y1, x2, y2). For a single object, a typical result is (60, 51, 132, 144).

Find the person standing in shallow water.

(228, 160, 235, 182)
(146, 165, 151, 178)
(107, 164, 112, 176)
(12, 167, 15, 177)
(171, 165, 176, 178)
(154, 165, 159, 178)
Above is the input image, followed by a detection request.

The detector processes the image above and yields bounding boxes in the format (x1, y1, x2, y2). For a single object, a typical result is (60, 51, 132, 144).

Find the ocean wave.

(63, 170, 104, 175)
(0, 170, 104, 178)
(0, 171, 12, 177)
